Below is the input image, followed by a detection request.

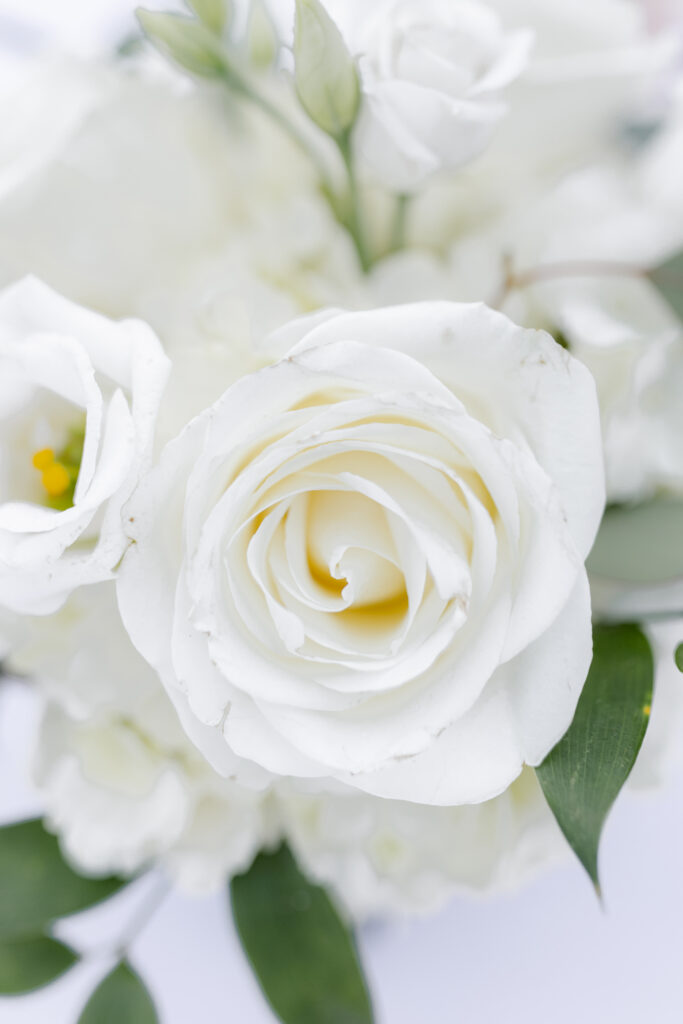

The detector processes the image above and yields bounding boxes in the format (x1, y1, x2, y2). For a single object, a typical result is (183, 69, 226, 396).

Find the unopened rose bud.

(294, 0, 360, 139)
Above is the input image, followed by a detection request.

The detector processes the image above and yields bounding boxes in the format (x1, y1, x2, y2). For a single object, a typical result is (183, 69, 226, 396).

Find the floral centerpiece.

(1, 1, 682, 1020)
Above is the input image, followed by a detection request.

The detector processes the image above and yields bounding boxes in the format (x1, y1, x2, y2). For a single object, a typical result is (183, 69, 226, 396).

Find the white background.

(1, 2, 683, 1022)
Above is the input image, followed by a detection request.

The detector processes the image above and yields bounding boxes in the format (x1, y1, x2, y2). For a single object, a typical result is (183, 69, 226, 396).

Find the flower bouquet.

(1, 0, 683, 1020)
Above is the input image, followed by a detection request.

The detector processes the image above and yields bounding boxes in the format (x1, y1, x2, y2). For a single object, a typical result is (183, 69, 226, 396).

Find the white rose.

(353, 0, 533, 192)
(15, 585, 274, 887)
(0, 277, 169, 614)
(276, 769, 565, 918)
(119, 302, 604, 805)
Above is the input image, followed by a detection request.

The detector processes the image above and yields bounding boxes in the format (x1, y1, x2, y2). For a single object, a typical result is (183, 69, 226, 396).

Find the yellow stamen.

(643, 704, 651, 717)
(41, 462, 71, 498)
(32, 448, 55, 471)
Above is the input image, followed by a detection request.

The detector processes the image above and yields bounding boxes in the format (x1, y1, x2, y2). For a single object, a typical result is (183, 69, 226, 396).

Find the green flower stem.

(389, 193, 410, 254)
(337, 130, 372, 273)
(234, 75, 337, 197)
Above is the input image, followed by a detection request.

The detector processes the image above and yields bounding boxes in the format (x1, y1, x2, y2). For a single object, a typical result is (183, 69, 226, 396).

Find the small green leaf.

(294, 0, 360, 139)
(186, 0, 231, 36)
(675, 643, 683, 672)
(137, 10, 226, 77)
(0, 936, 77, 994)
(536, 623, 654, 890)
(0, 819, 129, 939)
(231, 844, 374, 1024)
(648, 250, 683, 321)
(78, 962, 158, 1024)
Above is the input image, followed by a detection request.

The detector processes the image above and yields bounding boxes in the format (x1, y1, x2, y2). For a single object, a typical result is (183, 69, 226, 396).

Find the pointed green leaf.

(675, 643, 683, 672)
(536, 623, 654, 890)
(78, 962, 158, 1024)
(294, 0, 360, 139)
(648, 250, 683, 321)
(137, 10, 226, 77)
(0, 819, 129, 939)
(230, 844, 374, 1024)
(0, 936, 77, 994)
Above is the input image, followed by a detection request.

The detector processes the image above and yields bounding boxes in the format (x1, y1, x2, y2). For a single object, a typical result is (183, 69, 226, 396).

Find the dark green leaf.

(587, 497, 683, 585)
(78, 962, 158, 1024)
(649, 250, 683, 320)
(536, 623, 654, 891)
(0, 819, 129, 938)
(0, 936, 77, 994)
(231, 844, 373, 1024)
(675, 643, 683, 672)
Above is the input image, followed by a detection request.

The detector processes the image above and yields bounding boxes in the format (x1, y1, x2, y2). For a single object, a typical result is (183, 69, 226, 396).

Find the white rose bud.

(294, 0, 361, 139)
(0, 277, 169, 615)
(118, 302, 605, 807)
(354, 0, 534, 191)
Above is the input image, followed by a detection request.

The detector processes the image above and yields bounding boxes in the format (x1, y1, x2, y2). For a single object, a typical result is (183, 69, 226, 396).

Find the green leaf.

(675, 643, 683, 672)
(0, 819, 129, 939)
(0, 936, 77, 994)
(648, 250, 683, 321)
(78, 962, 158, 1024)
(137, 10, 226, 77)
(294, 0, 360, 139)
(587, 496, 683, 585)
(230, 844, 374, 1024)
(536, 623, 654, 891)
(186, 0, 231, 36)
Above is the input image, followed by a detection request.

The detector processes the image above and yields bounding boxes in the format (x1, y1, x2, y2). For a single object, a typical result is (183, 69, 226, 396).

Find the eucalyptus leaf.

(137, 10, 226, 77)
(536, 623, 654, 891)
(230, 844, 374, 1024)
(675, 643, 683, 672)
(0, 936, 77, 994)
(0, 818, 128, 939)
(78, 962, 158, 1024)
(648, 250, 683, 321)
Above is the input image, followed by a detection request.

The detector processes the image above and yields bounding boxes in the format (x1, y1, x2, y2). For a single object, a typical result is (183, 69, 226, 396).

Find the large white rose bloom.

(352, 0, 533, 191)
(8, 586, 274, 888)
(118, 302, 605, 805)
(0, 277, 169, 614)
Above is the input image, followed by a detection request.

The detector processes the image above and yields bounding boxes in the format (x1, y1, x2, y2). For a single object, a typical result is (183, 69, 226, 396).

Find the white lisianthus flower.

(118, 302, 605, 806)
(352, 0, 533, 192)
(0, 62, 360, 335)
(9, 585, 274, 887)
(276, 769, 565, 918)
(0, 277, 169, 614)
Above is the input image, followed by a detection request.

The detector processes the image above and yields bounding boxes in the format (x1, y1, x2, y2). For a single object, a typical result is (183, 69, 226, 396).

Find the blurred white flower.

(9, 585, 274, 888)
(276, 770, 566, 919)
(353, 0, 532, 192)
(0, 277, 169, 614)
